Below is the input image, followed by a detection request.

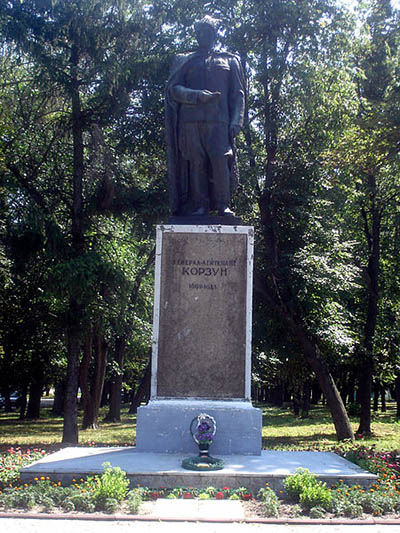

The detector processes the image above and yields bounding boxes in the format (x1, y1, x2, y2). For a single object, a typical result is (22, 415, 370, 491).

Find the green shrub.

(63, 492, 95, 513)
(126, 490, 142, 513)
(309, 506, 325, 518)
(0, 487, 36, 510)
(63, 500, 75, 512)
(30, 480, 68, 507)
(283, 468, 331, 511)
(102, 498, 119, 514)
(290, 504, 302, 517)
(299, 483, 331, 510)
(344, 503, 364, 518)
(257, 486, 279, 517)
(263, 490, 279, 518)
(283, 468, 317, 501)
(90, 462, 129, 507)
(359, 492, 398, 516)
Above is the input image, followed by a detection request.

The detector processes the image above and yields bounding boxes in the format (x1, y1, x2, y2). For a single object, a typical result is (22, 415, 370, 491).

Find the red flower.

(242, 493, 252, 501)
(151, 491, 159, 500)
(216, 492, 225, 499)
(183, 492, 193, 499)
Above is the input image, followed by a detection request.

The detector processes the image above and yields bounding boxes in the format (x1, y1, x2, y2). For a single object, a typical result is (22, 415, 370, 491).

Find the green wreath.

(182, 456, 224, 471)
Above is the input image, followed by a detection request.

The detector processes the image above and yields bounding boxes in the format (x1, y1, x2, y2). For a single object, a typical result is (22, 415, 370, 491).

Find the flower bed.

(0, 447, 48, 486)
(0, 443, 399, 519)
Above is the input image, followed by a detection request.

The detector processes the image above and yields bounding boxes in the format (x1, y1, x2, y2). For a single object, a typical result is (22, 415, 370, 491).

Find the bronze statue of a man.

(166, 16, 245, 217)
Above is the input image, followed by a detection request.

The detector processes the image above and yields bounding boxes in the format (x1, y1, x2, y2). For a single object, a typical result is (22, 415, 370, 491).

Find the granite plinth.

(135, 225, 260, 454)
(20, 448, 377, 494)
(151, 225, 253, 400)
(136, 399, 262, 455)
(155, 228, 249, 398)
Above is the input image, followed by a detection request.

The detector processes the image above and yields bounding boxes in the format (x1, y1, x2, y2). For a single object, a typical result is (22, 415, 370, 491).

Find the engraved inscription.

(157, 231, 248, 399)
(173, 257, 238, 289)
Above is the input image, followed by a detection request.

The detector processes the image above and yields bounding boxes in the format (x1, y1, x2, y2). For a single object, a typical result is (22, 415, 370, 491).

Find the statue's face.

(195, 24, 216, 49)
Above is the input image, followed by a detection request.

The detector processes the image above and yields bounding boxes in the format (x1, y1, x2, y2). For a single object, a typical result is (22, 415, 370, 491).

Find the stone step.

(20, 448, 376, 494)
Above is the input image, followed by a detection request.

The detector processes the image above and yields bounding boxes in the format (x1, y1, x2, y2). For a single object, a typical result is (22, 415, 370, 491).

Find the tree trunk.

(299, 331, 353, 439)
(80, 326, 93, 429)
(254, 274, 354, 440)
(81, 323, 108, 430)
(62, 36, 85, 444)
(63, 321, 81, 443)
(129, 358, 151, 415)
(104, 336, 126, 422)
(302, 378, 311, 418)
(380, 386, 386, 412)
(311, 381, 322, 405)
(292, 392, 300, 416)
(100, 381, 110, 407)
(373, 381, 379, 411)
(357, 190, 381, 436)
(395, 374, 400, 418)
(26, 378, 43, 420)
(18, 385, 28, 420)
(52, 380, 66, 416)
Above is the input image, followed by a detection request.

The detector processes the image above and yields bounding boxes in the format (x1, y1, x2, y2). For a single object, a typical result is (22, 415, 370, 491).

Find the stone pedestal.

(136, 225, 261, 455)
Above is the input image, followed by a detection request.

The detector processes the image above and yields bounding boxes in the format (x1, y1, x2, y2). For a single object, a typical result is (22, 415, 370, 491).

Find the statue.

(166, 16, 245, 217)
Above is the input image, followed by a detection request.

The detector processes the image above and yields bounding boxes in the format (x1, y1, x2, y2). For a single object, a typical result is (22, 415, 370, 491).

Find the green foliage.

(89, 462, 129, 507)
(284, 468, 331, 511)
(309, 506, 326, 519)
(64, 491, 96, 513)
(0, 464, 133, 514)
(331, 482, 400, 517)
(102, 497, 119, 514)
(125, 490, 142, 513)
(290, 504, 302, 517)
(299, 482, 332, 511)
(258, 487, 279, 518)
(283, 468, 317, 500)
(0, 0, 399, 447)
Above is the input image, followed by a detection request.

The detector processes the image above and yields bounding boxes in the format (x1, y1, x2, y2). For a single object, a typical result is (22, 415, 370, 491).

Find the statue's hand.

(197, 90, 221, 103)
(230, 124, 241, 138)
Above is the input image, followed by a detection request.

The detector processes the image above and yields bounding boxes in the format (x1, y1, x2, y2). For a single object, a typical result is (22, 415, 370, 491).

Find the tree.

(219, 0, 356, 439)
(327, 0, 400, 435)
(0, 0, 161, 441)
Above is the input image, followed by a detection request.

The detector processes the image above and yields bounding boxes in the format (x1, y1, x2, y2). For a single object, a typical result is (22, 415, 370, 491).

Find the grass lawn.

(0, 402, 398, 450)
(261, 403, 400, 450)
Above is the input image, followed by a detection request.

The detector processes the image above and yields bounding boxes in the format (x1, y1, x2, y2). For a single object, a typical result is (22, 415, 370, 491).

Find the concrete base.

(20, 448, 377, 494)
(136, 399, 262, 455)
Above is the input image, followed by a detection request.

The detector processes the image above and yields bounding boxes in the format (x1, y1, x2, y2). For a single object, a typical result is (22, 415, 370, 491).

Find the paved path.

(1, 519, 400, 533)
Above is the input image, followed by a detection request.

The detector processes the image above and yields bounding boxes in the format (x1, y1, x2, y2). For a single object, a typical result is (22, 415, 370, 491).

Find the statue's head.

(194, 15, 218, 49)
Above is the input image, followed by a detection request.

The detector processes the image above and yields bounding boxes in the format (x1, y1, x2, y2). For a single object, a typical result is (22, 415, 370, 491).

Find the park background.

(0, 0, 399, 451)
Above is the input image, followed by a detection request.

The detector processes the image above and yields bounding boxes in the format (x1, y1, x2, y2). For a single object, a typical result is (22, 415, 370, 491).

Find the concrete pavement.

(1, 518, 400, 533)
(20, 447, 376, 493)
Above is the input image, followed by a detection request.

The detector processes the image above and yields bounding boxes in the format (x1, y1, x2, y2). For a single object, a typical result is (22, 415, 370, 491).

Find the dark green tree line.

(0, 0, 399, 444)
